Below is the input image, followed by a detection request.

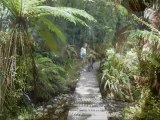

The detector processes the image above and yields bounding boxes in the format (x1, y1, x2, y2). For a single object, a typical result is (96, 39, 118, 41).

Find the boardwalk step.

(71, 103, 105, 107)
(67, 62, 108, 120)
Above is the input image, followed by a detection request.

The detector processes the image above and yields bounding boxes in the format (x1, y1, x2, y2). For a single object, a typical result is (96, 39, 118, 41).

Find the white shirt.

(80, 47, 86, 56)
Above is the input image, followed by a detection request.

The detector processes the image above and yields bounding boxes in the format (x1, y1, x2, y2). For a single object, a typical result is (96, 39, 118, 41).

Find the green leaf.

(116, 4, 128, 16)
(33, 6, 96, 26)
(40, 17, 66, 43)
(35, 23, 60, 51)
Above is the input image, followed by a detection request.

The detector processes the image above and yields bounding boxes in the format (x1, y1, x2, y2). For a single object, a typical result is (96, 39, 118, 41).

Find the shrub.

(100, 48, 138, 100)
(123, 90, 160, 120)
(35, 56, 67, 100)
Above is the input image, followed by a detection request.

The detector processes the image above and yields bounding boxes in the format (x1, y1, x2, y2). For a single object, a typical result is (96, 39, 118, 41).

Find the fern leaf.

(127, 29, 160, 41)
(40, 17, 66, 43)
(34, 23, 61, 51)
(22, 0, 45, 14)
(0, 0, 20, 16)
(33, 6, 96, 26)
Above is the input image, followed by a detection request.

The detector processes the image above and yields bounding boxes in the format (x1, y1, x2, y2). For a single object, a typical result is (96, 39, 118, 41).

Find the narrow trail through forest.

(67, 62, 108, 120)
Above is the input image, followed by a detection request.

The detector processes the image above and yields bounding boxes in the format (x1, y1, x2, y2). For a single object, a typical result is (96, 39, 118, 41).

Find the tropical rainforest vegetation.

(0, 0, 160, 120)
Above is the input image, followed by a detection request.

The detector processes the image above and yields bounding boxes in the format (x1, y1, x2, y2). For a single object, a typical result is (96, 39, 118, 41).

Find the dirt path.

(67, 62, 108, 120)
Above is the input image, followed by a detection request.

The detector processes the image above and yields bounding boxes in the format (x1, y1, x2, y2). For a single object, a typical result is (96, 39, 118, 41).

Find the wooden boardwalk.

(67, 62, 108, 120)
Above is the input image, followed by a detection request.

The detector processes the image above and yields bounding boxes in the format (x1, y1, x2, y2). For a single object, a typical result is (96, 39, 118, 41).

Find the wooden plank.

(67, 62, 108, 120)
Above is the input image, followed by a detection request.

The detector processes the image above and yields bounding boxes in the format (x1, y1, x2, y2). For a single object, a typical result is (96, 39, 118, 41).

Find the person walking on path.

(87, 45, 97, 71)
(80, 43, 87, 68)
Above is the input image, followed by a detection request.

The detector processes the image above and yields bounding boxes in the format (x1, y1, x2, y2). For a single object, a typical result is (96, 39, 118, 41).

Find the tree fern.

(0, 0, 96, 116)
(0, 0, 96, 41)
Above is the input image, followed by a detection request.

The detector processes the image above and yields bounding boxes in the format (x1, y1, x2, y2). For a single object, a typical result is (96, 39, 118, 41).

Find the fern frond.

(33, 6, 96, 26)
(35, 23, 60, 51)
(23, 0, 45, 7)
(131, 14, 160, 34)
(127, 29, 160, 42)
(36, 57, 66, 99)
(58, 7, 96, 22)
(22, 0, 45, 14)
(40, 17, 66, 43)
(116, 4, 128, 16)
(0, 0, 20, 16)
(104, 1, 128, 16)
(148, 57, 160, 67)
(12, 0, 21, 14)
(63, 45, 77, 58)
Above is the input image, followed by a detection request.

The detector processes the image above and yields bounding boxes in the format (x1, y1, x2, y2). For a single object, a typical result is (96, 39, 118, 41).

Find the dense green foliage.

(0, 0, 160, 119)
(100, 49, 138, 100)
(99, 1, 160, 120)
(0, 0, 95, 119)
